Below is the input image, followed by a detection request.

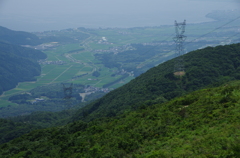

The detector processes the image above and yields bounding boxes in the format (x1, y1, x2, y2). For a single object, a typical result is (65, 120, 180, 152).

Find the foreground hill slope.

(0, 43, 239, 146)
(72, 43, 240, 121)
(1, 80, 240, 157)
(0, 119, 41, 145)
(0, 42, 47, 95)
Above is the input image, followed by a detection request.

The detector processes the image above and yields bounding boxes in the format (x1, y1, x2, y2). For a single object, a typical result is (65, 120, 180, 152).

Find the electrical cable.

(184, 16, 240, 46)
(219, 32, 240, 44)
(132, 15, 240, 59)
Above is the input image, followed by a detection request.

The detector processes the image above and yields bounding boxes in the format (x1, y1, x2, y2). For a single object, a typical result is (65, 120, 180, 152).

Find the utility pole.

(62, 83, 73, 99)
(62, 83, 74, 109)
(173, 20, 187, 76)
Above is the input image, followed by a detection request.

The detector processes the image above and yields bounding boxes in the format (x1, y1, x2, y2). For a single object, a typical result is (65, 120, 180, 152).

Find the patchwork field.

(1, 19, 239, 107)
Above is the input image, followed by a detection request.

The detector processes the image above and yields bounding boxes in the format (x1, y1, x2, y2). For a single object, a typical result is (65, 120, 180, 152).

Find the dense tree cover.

(9, 110, 75, 128)
(0, 26, 41, 46)
(0, 41, 46, 61)
(92, 71, 100, 77)
(0, 42, 47, 95)
(0, 119, 40, 145)
(72, 43, 240, 122)
(1, 43, 240, 150)
(1, 80, 240, 157)
(0, 109, 76, 145)
(0, 100, 82, 118)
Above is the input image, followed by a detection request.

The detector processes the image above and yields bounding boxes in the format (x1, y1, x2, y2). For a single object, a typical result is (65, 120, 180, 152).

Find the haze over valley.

(0, 0, 240, 157)
(0, 0, 239, 31)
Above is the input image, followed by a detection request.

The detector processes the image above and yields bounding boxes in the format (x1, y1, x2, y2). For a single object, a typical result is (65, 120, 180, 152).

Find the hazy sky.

(0, 0, 239, 32)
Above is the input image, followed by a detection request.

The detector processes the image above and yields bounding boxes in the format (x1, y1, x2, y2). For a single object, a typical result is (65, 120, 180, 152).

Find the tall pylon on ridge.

(173, 20, 187, 76)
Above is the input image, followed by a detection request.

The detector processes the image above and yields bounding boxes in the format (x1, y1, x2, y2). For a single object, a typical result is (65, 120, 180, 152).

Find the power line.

(173, 20, 187, 73)
(140, 33, 175, 55)
(220, 32, 240, 44)
(133, 15, 240, 61)
(185, 16, 240, 46)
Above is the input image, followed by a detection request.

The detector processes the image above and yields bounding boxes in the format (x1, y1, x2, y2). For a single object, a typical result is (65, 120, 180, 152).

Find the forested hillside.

(0, 119, 40, 145)
(0, 26, 41, 46)
(1, 43, 240, 151)
(72, 43, 240, 121)
(0, 42, 47, 95)
(1, 80, 240, 157)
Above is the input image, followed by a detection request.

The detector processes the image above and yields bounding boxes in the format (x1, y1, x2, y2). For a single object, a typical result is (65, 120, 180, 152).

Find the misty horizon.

(0, 0, 239, 32)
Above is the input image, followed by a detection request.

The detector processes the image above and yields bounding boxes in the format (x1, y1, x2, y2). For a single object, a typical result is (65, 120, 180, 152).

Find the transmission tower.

(62, 83, 73, 99)
(173, 20, 187, 75)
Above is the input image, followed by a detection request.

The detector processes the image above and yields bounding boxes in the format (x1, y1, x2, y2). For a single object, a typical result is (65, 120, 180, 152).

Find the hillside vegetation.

(0, 42, 47, 95)
(0, 119, 40, 145)
(1, 80, 240, 157)
(1, 43, 240, 154)
(1, 43, 239, 143)
(72, 43, 240, 122)
(0, 26, 41, 46)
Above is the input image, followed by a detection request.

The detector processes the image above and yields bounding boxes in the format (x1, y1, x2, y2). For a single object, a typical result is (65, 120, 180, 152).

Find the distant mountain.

(0, 42, 47, 95)
(1, 79, 240, 157)
(72, 43, 240, 122)
(0, 26, 41, 46)
(206, 10, 240, 21)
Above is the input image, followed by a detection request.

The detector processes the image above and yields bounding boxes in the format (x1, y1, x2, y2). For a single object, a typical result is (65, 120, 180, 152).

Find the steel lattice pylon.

(173, 20, 187, 73)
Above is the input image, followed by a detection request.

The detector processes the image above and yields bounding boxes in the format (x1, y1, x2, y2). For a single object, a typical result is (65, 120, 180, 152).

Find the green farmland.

(1, 18, 239, 108)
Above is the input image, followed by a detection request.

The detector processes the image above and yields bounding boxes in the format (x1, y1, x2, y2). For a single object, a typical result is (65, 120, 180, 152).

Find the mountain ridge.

(0, 41, 47, 95)
(71, 43, 240, 122)
(0, 26, 41, 46)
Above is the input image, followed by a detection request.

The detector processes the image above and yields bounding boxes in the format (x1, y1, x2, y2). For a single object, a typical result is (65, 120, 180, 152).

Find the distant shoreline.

(0, 13, 218, 33)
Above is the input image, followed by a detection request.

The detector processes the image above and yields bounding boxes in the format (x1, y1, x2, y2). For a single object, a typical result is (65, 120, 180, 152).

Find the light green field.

(4, 89, 24, 96)
(72, 52, 95, 62)
(109, 76, 135, 89)
(0, 99, 17, 107)
(0, 40, 131, 107)
(89, 43, 111, 50)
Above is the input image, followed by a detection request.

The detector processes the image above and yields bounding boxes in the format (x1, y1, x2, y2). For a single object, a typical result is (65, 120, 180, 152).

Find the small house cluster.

(31, 98, 45, 104)
(38, 60, 65, 65)
(84, 85, 112, 93)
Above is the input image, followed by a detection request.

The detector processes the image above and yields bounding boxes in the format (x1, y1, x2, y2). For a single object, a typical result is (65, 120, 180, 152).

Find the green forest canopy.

(1, 79, 240, 157)
(0, 42, 47, 95)
(72, 43, 240, 122)
(0, 26, 41, 46)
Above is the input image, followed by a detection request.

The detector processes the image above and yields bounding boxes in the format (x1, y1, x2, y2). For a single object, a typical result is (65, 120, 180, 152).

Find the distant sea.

(0, 13, 218, 32)
(0, 1, 239, 32)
